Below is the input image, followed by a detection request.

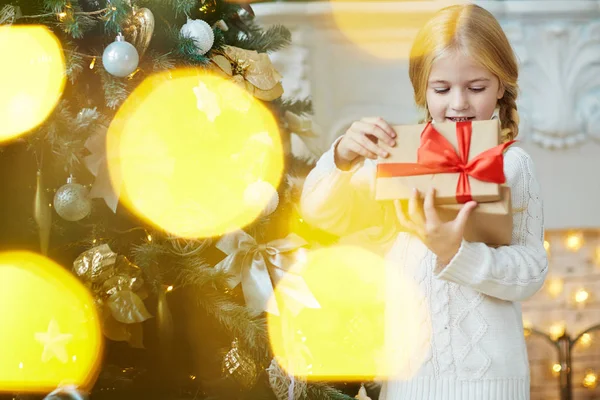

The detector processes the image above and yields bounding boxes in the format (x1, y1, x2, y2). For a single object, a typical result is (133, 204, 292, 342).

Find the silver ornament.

(53, 176, 92, 221)
(180, 18, 214, 55)
(102, 33, 139, 77)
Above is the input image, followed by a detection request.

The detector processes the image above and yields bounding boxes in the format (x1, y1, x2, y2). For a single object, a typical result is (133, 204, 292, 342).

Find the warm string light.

(544, 240, 550, 253)
(578, 333, 593, 348)
(549, 323, 566, 341)
(89, 57, 96, 69)
(166, 285, 174, 293)
(565, 231, 584, 252)
(583, 370, 598, 389)
(551, 363, 562, 377)
(574, 288, 590, 304)
(146, 234, 153, 242)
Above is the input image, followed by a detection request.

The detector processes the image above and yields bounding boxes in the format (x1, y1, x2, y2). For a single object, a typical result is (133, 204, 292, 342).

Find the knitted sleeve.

(434, 146, 548, 301)
(299, 138, 389, 237)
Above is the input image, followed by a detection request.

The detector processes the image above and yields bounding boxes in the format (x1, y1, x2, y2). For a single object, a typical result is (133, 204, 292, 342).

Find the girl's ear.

(497, 82, 505, 99)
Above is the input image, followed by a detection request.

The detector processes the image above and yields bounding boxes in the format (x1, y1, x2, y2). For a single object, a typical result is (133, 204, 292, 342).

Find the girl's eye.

(470, 87, 486, 93)
(433, 88, 449, 94)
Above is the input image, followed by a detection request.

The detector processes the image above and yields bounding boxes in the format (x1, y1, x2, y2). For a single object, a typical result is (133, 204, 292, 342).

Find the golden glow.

(166, 285, 174, 293)
(578, 333, 593, 348)
(106, 69, 283, 238)
(565, 231, 584, 252)
(0, 26, 65, 142)
(574, 289, 589, 304)
(89, 57, 96, 69)
(583, 370, 598, 389)
(546, 277, 564, 298)
(146, 234, 153, 242)
(0, 251, 102, 392)
(268, 245, 430, 381)
(328, 0, 437, 60)
(551, 363, 562, 377)
(549, 323, 565, 341)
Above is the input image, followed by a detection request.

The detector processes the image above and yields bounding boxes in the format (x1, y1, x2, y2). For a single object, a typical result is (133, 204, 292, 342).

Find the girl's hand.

(394, 188, 477, 264)
(334, 117, 396, 170)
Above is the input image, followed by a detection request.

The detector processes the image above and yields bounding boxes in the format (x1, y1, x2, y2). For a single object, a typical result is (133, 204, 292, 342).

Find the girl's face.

(426, 50, 505, 123)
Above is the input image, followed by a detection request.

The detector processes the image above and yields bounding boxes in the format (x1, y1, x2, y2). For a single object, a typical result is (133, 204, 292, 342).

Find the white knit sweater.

(300, 138, 548, 400)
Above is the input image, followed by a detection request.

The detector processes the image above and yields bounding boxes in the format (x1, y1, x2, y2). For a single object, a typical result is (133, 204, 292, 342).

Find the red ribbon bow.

(377, 121, 515, 203)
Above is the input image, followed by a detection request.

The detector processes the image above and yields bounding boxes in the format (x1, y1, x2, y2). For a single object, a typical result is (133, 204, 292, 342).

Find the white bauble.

(180, 18, 214, 55)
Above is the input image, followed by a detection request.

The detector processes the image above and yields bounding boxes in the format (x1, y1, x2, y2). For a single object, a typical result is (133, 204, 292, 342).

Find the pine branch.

(171, 28, 211, 65)
(272, 97, 313, 116)
(173, 0, 196, 18)
(149, 51, 176, 71)
(305, 382, 356, 400)
(103, 0, 131, 35)
(178, 261, 271, 362)
(44, 0, 68, 14)
(199, 289, 270, 362)
(99, 69, 130, 109)
(212, 27, 226, 52)
(64, 46, 85, 84)
(229, 25, 292, 53)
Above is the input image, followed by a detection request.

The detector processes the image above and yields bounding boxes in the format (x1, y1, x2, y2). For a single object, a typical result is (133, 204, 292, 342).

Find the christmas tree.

(0, 0, 361, 398)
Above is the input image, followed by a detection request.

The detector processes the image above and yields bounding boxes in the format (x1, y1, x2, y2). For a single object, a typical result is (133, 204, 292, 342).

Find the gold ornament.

(222, 338, 259, 389)
(123, 7, 155, 59)
(73, 244, 152, 347)
(34, 170, 52, 255)
(210, 46, 284, 101)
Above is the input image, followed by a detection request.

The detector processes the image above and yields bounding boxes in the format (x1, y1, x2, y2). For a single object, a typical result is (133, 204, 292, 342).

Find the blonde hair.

(409, 4, 520, 142)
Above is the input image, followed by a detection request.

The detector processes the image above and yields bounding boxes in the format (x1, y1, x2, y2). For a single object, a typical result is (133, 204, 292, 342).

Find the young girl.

(300, 4, 547, 400)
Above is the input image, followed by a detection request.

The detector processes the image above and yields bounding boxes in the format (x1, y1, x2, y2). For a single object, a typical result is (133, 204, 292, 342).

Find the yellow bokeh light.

(543, 240, 550, 253)
(0, 26, 65, 142)
(583, 370, 598, 389)
(327, 1, 433, 61)
(268, 245, 430, 381)
(565, 231, 584, 252)
(551, 363, 562, 377)
(545, 277, 564, 298)
(0, 251, 102, 392)
(578, 333, 593, 348)
(575, 289, 590, 304)
(106, 68, 283, 238)
(549, 323, 565, 341)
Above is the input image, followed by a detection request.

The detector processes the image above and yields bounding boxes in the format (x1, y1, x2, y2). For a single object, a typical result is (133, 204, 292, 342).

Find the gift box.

(375, 120, 514, 204)
(437, 185, 513, 246)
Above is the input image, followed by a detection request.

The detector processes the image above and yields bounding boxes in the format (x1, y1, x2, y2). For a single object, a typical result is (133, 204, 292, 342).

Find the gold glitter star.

(34, 319, 73, 363)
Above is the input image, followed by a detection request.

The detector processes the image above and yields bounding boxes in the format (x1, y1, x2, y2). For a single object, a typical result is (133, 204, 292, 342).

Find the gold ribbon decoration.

(73, 244, 152, 347)
(210, 45, 284, 101)
(215, 230, 320, 316)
